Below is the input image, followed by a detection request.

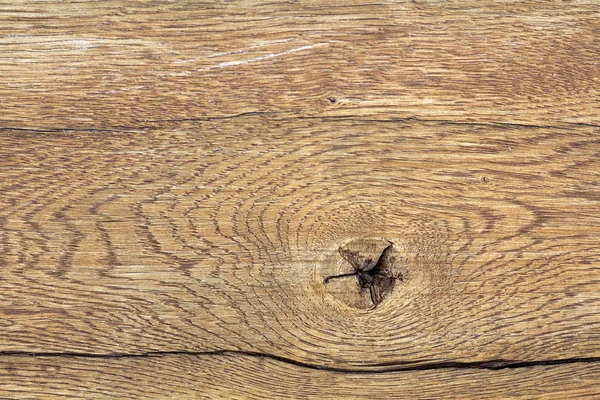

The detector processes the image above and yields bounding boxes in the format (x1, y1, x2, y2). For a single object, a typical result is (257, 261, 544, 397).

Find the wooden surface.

(2, 1, 600, 398)
(2, 1, 600, 129)
(3, 355, 600, 399)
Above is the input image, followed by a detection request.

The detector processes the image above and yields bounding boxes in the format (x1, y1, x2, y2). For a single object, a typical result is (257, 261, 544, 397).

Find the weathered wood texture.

(2, 355, 600, 399)
(2, 0, 600, 397)
(2, 118, 600, 369)
(1, 1, 599, 129)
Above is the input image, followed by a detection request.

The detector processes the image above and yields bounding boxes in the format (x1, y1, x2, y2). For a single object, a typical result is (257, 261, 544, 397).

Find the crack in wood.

(325, 239, 403, 307)
(4, 115, 599, 134)
(1, 350, 599, 374)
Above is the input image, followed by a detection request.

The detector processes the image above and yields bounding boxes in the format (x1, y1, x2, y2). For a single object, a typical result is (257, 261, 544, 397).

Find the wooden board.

(2, 118, 600, 370)
(2, 0, 600, 397)
(1, 1, 600, 129)
(2, 355, 600, 399)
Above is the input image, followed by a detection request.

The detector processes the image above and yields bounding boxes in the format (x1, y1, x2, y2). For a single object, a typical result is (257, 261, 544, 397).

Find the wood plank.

(2, 117, 600, 369)
(1, 354, 600, 399)
(1, 1, 600, 129)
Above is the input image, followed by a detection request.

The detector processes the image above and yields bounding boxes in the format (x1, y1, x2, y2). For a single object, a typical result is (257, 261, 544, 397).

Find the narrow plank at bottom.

(1, 355, 599, 399)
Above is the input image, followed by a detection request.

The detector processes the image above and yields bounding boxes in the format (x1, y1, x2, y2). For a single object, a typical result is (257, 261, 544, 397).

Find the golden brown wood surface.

(2, 1, 600, 398)
(2, 118, 600, 368)
(2, 355, 600, 399)
(1, 1, 599, 129)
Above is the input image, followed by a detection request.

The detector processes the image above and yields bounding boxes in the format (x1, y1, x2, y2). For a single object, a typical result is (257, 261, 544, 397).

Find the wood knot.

(322, 238, 404, 309)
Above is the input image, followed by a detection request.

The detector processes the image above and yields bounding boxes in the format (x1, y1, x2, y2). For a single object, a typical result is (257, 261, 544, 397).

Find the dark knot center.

(324, 238, 403, 308)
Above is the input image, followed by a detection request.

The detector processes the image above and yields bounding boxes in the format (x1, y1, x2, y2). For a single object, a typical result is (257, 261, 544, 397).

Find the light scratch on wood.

(196, 43, 328, 72)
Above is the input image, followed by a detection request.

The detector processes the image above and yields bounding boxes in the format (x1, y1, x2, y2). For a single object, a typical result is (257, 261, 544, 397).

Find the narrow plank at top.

(1, 1, 599, 129)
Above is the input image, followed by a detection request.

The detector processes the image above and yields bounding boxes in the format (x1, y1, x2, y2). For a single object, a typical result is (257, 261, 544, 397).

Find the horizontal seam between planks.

(1, 350, 599, 373)
(0, 127, 145, 134)
(2, 113, 600, 133)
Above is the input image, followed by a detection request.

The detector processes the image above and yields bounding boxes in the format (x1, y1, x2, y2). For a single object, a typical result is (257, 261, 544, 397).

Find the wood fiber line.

(1, 1, 600, 129)
(2, 354, 600, 399)
(1, 118, 599, 370)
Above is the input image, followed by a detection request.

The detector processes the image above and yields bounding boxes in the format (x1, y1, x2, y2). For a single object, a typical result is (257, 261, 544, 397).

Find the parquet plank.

(2, 355, 600, 399)
(1, 118, 599, 369)
(1, 1, 599, 129)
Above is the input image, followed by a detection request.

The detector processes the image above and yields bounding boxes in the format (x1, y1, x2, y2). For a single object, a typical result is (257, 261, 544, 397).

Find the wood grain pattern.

(3, 1, 600, 396)
(1, 1, 600, 129)
(2, 355, 600, 399)
(2, 118, 600, 370)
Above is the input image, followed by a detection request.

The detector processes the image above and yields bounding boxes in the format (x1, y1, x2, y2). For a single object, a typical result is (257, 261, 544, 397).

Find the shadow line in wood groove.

(2, 351, 600, 374)
(3, 115, 600, 134)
